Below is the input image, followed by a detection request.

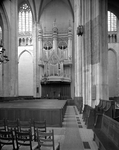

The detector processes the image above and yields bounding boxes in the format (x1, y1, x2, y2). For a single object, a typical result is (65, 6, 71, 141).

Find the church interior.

(0, 0, 119, 150)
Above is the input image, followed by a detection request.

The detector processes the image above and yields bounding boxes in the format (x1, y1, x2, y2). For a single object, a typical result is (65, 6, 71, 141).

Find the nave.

(0, 105, 98, 150)
(52, 106, 98, 150)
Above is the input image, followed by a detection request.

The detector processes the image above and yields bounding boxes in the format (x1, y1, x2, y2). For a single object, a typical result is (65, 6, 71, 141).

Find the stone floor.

(49, 105, 98, 150)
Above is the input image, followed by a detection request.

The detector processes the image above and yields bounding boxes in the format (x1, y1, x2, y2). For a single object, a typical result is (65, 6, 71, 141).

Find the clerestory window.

(19, 3, 32, 33)
(108, 11, 117, 31)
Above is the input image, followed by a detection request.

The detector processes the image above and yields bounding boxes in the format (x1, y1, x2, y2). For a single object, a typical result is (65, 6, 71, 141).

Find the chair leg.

(0, 144, 2, 150)
(56, 143, 60, 150)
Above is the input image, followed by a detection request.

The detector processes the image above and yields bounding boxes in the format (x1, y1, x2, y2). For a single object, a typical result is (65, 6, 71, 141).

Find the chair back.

(0, 130, 15, 149)
(37, 129, 55, 150)
(18, 119, 32, 132)
(34, 120, 46, 141)
(0, 119, 6, 131)
(15, 129, 32, 150)
(6, 119, 18, 131)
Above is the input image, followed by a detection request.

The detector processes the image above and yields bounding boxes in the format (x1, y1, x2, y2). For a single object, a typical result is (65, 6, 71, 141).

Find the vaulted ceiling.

(1, 0, 119, 20)
(18, 0, 119, 20)
(18, 0, 74, 22)
(108, 0, 119, 18)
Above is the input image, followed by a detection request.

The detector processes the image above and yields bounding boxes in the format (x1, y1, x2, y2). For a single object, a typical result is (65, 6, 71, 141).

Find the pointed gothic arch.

(18, 49, 33, 96)
(18, 50, 33, 63)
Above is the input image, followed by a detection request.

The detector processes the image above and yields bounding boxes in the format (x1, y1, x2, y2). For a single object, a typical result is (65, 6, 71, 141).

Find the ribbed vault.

(18, 0, 74, 22)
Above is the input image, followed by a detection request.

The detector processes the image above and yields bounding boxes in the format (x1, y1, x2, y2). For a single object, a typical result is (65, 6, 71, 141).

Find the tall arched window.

(108, 11, 117, 31)
(19, 3, 32, 33)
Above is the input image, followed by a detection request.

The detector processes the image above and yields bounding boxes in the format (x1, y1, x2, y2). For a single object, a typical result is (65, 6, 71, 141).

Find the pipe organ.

(38, 22, 72, 99)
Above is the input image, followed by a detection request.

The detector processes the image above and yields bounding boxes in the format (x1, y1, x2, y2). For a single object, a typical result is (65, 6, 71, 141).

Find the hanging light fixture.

(0, 41, 9, 64)
(77, 25, 84, 36)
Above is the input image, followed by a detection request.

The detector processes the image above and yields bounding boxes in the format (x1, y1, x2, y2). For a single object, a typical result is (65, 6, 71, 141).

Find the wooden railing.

(93, 114, 119, 150)
(82, 105, 95, 129)
(83, 99, 117, 129)
(95, 99, 115, 118)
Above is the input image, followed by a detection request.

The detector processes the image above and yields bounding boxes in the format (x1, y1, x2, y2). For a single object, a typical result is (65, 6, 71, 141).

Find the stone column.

(74, 0, 83, 112)
(74, 0, 80, 98)
(32, 22, 39, 98)
(33, 23, 43, 98)
(82, 0, 108, 107)
(81, 0, 85, 108)
(91, 0, 108, 106)
(2, 0, 18, 97)
(83, 0, 92, 106)
(98, 0, 108, 102)
(82, 0, 87, 105)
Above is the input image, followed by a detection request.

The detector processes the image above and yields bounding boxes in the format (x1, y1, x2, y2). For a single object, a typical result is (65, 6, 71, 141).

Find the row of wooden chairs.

(0, 119, 46, 140)
(0, 129, 35, 150)
(0, 119, 60, 150)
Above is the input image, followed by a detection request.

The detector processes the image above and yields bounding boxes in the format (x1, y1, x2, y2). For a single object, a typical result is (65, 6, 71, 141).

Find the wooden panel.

(0, 108, 62, 127)
(0, 101, 67, 127)
(95, 99, 115, 118)
(83, 105, 95, 129)
(102, 115, 119, 148)
(41, 83, 70, 99)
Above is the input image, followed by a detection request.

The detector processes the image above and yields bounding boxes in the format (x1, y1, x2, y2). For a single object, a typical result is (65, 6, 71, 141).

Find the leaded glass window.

(19, 3, 32, 33)
(108, 11, 117, 31)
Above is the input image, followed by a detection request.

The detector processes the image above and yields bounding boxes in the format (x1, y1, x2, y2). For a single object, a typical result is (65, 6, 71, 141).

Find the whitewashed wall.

(18, 46, 33, 96)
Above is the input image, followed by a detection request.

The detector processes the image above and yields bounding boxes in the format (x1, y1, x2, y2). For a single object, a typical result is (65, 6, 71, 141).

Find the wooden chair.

(37, 129, 60, 150)
(33, 120, 46, 141)
(18, 119, 32, 132)
(0, 119, 6, 131)
(0, 130, 15, 150)
(6, 119, 19, 132)
(18, 119, 34, 140)
(15, 129, 38, 150)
